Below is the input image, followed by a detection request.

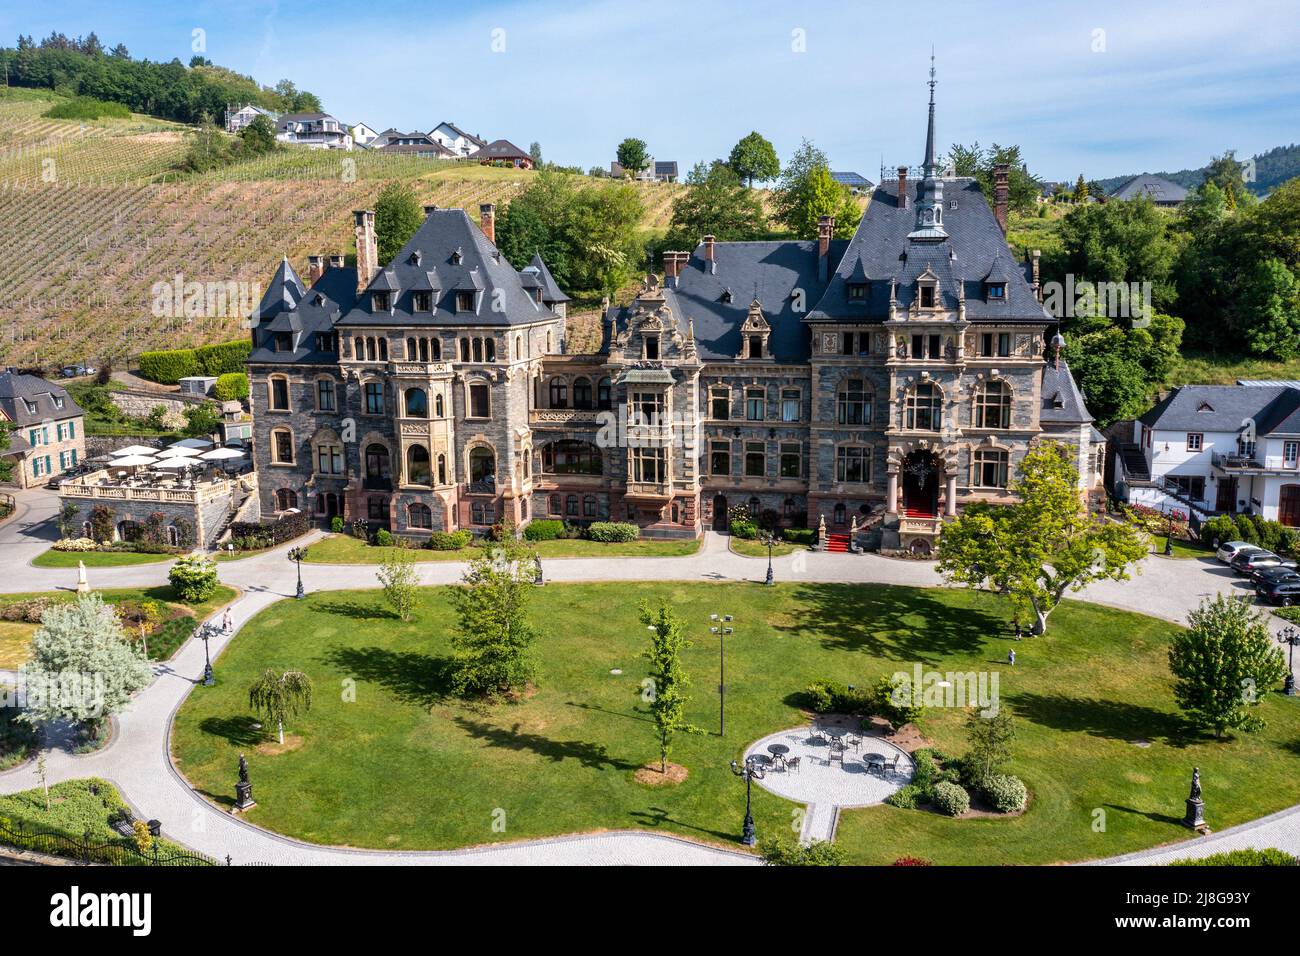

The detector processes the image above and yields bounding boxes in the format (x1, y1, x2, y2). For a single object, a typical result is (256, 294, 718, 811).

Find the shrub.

(0, 598, 54, 623)
(884, 784, 921, 809)
(872, 673, 925, 726)
(892, 856, 933, 866)
(374, 529, 394, 547)
(1200, 514, 1241, 549)
(523, 519, 565, 541)
(53, 537, 99, 552)
(759, 838, 845, 866)
(168, 555, 218, 603)
(138, 348, 200, 384)
(213, 372, 249, 402)
(330, 516, 345, 534)
(89, 505, 114, 544)
(44, 96, 131, 120)
(429, 530, 472, 551)
(980, 773, 1028, 813)
(1170, 848, 1297, 866)
(931, 780, 970, 816)
(729, 518, 758, 539)
(803, 678, 871, 714)
(783, 527, 814, 545)
(910, 749, 939, 797)
(195, 340, 253, 376)
(586, 522, 638, 543)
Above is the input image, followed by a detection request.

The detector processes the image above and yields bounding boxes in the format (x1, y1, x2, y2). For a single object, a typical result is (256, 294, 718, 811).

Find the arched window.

(472, 338, 483, 363)
(515, 335, 523, 360)
(271, 427, 294, 464)
(905, 382, 941, 431)
(365, 337, 376, 361)
(975, 380, 1012, 429)
(837, 379, 871, 425)
(573, 377, 593, 409)
(353, 336, 364, 360)
(434, 393, 444, 417)
(784, 497, 797, 518)
(268, 375, 290, 411)
(406, 336, 417, 360)
(406, 445, 431, 485)
(748, 496, 761, 516)
(429, 338, 440, 360)
(436, 454, 447, 485)
(833, 502, 846, 526)
(566, 495, 579, 516)
(597, 377, 612, 410)
(460, 337, 470, 362)
(549, 494, 561, 515)
(404, 387, 428, 417)
(484, 338, 495, 362)
(549, 377, 568, 409)
(275, 488, 299, 512)
(378, 337, 388, 360)
(469, 447, 495, 487)
(364, 444, 391, 485)
(408, 502, 433, 529)
(541, 440, 602, 475)
(546, 330, 553, 352)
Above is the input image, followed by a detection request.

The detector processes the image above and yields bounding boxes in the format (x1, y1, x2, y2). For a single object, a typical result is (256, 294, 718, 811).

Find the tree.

(374, 181, 424, 265)
(1072, 174, 1088, 202)
(760, 838, 845, 866)
(1169, 594, 1287, 738)
(963, 710, 1015, 782)
(615, 138, 650, 177)
(376, 550, 418, 622)
(936, 442, 1148, 634)
(239, 113, 276, 155)
(639, 602, 700, 773)
(947, 142, 1042, 214)
(0, 422, 15, 485)
(449, 527, 538, 697)
(19, 593, 151, 727)
(182, 401, 221, 438)
(664, 161, 767, 250)
(1201, 150, 1256, 211)
(772, 140, 860, 239)
(247, 669, 313, 745)
(727, 131, 780, 187)
(168, 555, 218, 603)
(528, 141, 543, 167)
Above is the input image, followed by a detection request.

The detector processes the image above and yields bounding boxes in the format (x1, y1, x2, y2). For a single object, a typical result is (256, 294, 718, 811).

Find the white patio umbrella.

(151, 457, 196, 470)
(199, 448, 245, 461)
(155, 446, 201, 459)
(111, 454, 159, 467)
(170, 438, 214, 450)
(111, 445, 156, 457)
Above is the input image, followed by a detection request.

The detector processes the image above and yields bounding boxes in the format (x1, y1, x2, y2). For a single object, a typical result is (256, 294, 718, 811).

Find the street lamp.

(760, 530, 775, 586)
(287, 546, 307, 599)
(730, 755, 766, 846)
(195, 621, 216, 686)
(710, 613, 733, 736)
(1279, 626, 1300, 696)
(1163, 506, 1175, 556)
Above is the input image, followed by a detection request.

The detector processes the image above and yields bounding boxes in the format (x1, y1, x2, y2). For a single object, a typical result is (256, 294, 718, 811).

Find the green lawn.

(302, 533, 700, 564)
(1166, 539, 1216, 561)
(729, 537, 805, 558)
(0, 585, 238, 662)
(171, 581, 1300, 862)
(32, 548, 176, 568)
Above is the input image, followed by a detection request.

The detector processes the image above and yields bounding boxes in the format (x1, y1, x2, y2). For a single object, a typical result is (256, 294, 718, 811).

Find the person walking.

(1008, 648, 1016, 666)
(222, 607, 233, 635)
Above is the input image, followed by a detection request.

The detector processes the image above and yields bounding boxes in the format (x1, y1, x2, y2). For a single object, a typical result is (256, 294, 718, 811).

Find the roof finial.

(923, 50, 938, 175)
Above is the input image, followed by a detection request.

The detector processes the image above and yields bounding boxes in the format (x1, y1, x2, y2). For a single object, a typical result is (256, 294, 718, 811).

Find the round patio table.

(863, 752, 886, 770)
(767, 744, 790, 757)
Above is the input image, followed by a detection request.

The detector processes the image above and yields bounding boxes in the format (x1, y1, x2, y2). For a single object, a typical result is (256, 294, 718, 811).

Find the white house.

(275, 113, 353, 150)
(1115, 381, 1300, 525)
(224, 104, 278, 134)
(428, 121, 486, 158)
(350, 122, 379, 148)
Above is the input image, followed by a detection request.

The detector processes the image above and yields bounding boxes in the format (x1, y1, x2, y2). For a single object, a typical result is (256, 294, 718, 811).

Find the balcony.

(59, 471, 244, 506)
(530, 408, 603, 426)
(898, 515, 943, 537)
(1212, 451, 1298, 475)
(624, 481, 672, 502)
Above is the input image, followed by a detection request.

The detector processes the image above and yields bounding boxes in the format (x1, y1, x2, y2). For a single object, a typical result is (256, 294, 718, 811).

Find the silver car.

(1216, 540, 1261, 564)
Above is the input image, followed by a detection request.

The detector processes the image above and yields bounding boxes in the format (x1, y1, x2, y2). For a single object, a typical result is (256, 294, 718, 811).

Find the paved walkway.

(4, 486, 1300, 865)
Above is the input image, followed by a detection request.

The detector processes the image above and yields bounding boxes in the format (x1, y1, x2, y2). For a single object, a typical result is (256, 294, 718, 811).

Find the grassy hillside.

(0, 90, 688, 368)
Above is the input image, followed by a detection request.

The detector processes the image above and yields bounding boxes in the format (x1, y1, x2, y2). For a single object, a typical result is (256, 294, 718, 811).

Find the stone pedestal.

(233, 781, 256, 813)
(1183, 796, 1205, 830)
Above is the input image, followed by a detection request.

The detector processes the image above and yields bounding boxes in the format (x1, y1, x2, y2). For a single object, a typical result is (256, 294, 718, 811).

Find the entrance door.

(712, 494, 728, 531)
(1281, 485, 1300, 527)
(901, 452, 940, 517)
(1216, 477, 1237, 513)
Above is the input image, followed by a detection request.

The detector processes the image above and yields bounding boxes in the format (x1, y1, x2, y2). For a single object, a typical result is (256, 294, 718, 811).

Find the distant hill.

(1093, 144, 1300, 198)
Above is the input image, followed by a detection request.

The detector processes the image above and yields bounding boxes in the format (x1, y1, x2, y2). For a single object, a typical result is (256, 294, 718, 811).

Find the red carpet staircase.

(824, 532, 852, 553)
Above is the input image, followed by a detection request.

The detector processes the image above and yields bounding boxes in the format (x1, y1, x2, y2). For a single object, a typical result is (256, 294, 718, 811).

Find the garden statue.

(1183, 766, 1206, 830)
(234, 752, 256, 812)
(76, 560, 90, 595)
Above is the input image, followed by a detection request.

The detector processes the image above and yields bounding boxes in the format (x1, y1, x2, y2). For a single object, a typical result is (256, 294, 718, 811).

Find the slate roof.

(1109, 174, 1188, 203)
(252, 257, 306, 325)
(831, 171, 874, 189)
(250, 263, 357, 366)
(1138, 384, 1296, 433)
(805, 177, 1050, 324)
(470, 139, 531, 161)
(608, 240, 847, 363)
(654, 161, 678, 178)
(336, 208, 556, 329)
(432, 122, 487, 148)
(523, 254, 570, 303)
(1040, 357, 1093, 424)
(0, 371, 83, 426)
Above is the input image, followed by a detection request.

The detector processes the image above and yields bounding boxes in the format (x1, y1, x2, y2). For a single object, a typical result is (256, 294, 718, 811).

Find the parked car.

(1252, 566, 1300, 586)
(1231, 550, 1296, 576)
(58, 364, 95, 378)
(1216, 540, 1262, 563)
(1257, 578, 1300, 606)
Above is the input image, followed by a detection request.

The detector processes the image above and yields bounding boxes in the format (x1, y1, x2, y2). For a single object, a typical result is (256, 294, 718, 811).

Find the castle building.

(246, 73, 1101, 552)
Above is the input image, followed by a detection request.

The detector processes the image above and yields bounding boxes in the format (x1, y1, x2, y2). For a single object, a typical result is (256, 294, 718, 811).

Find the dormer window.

(53, 397, 63, 410)
(372, 291, 391, 312)
(1197, 402, 1214, 412)
(644, 334, 660, 360)
(747, 335, 763, 359)
(451, 247, 463, 265)
(413, 291, 431, 312)
(847, 283, 867, 302)
(721, 288, 734, 304)
(919, 285, 936, 308)
(409, 250, 423, 266)
(24, 400, 36, 415)
(987, 283, 1006, 300)
(455, 291, 475, 312)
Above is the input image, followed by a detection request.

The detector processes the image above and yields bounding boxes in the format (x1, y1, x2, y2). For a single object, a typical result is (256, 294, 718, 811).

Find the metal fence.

(0, 818, 223, 866)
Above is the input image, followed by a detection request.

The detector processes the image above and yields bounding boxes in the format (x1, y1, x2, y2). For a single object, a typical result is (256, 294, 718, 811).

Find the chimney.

(993, 163, 1010, 233)
(817, 215, 834, 281)
(307, 255, 325, 285)
(664, 250, 687, 285)
(423, 204, 439, 217)
(897, 166, 909, 210)
(702, 235, 716, 274)
(479, 203, 496, 244)
(329, 254, 345, 270)
(353, 209, 378, 293)
(1030, 248, 1041, 300)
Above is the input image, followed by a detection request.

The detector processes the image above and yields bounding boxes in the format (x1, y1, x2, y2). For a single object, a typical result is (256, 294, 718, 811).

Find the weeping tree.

(247, 669, 313, 745)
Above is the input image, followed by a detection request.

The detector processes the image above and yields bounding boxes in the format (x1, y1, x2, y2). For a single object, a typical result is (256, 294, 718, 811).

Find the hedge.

(523, 519, 565, 541)
(1170, 848, 1297, 866)
(429, 530, 472, 551)
(1200, 512, 1298, 555)
(213, 372, 249, 402)
(783, 527, 815, 545)
(586, 522, 638, 543)
(229, 509, 309, 546)
(196, 340, 252, 376)
(138, 339, 251, 384)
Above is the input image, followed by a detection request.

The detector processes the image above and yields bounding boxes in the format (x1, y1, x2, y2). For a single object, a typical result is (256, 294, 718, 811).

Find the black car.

(1252, 566, 1300, 586)
(1257, 578, 1300, 606)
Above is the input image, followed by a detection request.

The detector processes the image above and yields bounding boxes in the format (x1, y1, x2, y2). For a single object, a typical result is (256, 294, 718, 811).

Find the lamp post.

(1163, 506, 1175, 556)
(761, 531, 775, 586)
(730, 755, 765, 846)
(287, 546, 306, 599)
(710, 613, 733, 736)
(1279, 626, 1300, 696)
(195, 622, 216, 686)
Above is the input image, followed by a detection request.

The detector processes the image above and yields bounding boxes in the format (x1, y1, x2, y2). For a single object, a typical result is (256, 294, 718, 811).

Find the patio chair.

(828, 744, 844, 766)
(786, 756, 800, 774)
(808, 726, 825, 744)
(846, 734, 861, 752)
(884, 755, 900, 774)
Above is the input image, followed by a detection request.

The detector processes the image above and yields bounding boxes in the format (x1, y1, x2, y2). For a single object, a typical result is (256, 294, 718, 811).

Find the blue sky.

(6, 0, 1299, 180)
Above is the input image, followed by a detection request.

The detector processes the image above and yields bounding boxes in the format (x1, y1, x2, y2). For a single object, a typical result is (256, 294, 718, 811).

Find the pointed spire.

(909, 52, 948, 241)
(923, 49, 938, 176)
